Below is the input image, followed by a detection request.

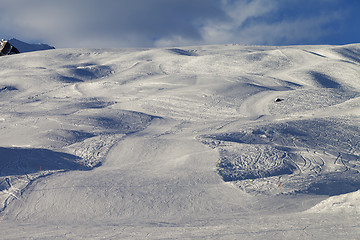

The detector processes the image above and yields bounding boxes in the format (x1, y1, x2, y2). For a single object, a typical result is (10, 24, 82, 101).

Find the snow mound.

(307, 190, 360, 213)
(56, 63, 113, 82)
(0, 146, 90, 212)
(167, 48, 198, 56)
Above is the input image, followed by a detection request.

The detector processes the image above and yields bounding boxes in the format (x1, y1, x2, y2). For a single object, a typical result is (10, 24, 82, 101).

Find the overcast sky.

(0, 0, 359, 48)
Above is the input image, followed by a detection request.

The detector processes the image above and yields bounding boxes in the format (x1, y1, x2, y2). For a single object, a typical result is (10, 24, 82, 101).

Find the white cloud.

(242, 14, 340, 45)
(156, 0, 344, 47)
(153, 0, 277, 47)
(154, 35, 198, 48)
(216, 1, 340, 45)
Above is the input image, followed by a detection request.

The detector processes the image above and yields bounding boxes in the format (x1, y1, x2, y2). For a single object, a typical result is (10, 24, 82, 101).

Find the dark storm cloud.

(0, 0, 359, 48)
(0, 0, 226, 48)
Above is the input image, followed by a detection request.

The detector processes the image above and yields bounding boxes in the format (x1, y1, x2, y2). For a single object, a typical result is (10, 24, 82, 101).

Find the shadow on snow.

(0, 147, 90, 178)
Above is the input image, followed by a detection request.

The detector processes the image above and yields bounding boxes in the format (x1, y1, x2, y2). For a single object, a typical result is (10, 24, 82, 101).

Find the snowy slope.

(0, 44, 360, 238)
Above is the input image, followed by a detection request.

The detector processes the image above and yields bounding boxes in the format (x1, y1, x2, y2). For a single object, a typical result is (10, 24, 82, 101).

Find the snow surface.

(0, 44, 360, 238)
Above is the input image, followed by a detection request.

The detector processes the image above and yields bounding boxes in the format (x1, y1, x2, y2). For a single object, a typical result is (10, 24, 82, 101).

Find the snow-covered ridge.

(8, 38, 55, 53)
(0, 43, 360, 238)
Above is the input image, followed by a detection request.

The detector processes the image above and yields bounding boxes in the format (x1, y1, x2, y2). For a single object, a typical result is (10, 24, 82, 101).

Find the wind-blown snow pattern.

(1, 44, 360, 238)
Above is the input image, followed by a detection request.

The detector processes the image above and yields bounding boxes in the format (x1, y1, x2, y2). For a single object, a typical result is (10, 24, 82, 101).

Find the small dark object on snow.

(0, 39, 20, 56)
(5, 177, 11, 188)
(274, 97, 283, 102)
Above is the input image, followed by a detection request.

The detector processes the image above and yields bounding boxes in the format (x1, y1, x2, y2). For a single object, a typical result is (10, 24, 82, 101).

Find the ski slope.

(0, 44, 360, 238)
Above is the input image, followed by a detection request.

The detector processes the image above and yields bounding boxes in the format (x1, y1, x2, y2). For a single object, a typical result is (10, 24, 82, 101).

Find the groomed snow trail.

(1, 44, 360, 238)
(4, 119, 253, 224)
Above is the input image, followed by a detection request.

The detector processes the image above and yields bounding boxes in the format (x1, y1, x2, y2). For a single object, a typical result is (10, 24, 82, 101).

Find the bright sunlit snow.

(0, 44, 360, 238)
